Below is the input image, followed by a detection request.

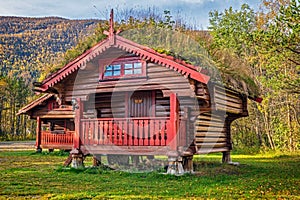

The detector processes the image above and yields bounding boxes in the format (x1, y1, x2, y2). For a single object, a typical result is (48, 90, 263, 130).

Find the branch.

(288, 58, 300, 65)
(286, 46, 300, 55)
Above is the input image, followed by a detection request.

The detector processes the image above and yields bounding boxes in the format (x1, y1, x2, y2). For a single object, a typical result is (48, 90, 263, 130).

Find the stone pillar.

(70, 148, 84, 168)
(167, 156, 184, 175)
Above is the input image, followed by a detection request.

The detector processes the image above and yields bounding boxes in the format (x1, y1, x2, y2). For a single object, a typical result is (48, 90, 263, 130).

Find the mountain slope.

(0, 16, 101, 84)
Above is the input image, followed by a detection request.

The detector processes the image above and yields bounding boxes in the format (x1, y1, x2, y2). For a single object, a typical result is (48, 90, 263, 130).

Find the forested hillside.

(0, 17, 100, 83)
(0, 17, 101, 139)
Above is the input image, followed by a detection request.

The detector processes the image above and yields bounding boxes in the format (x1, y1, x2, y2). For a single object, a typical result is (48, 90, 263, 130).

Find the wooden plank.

(195, 126, 226, 132)
(196, 147, 229, 154)
(196, 142, 227, 148)
(195, 137, 227, 143)
(214, 98, 242, 109)
(195, 132, 226, 138)
(195, 120, 225, 127)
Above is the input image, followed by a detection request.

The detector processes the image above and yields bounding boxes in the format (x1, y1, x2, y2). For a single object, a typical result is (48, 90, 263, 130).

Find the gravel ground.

(0, 141, 35, 151)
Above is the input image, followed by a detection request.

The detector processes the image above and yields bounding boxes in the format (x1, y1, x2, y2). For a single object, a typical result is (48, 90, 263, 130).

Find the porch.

(80, 117, 188, 155)
(35, 93, 190, 155)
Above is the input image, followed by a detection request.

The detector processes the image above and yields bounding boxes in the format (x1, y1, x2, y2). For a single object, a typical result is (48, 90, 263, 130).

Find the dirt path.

(0, 141, 35, 151)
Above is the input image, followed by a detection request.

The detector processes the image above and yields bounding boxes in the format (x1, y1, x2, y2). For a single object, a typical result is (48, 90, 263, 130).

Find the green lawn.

(0, 151, 299, 199)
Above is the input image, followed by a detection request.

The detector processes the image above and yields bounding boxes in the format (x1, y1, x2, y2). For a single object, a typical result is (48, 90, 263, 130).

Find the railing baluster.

(144, 120, 149, 146)
(160, 120, 166, 146)
(123, 120, 128, 146)
(133, 120, 138, 146)
(128, 120, 133, 146)
(108, 121, 113, 144)
(154, 120, 160, 146)
(139, 120, 144, 146)
(99, 121, 103, 145)
(149, 120, 155, 146)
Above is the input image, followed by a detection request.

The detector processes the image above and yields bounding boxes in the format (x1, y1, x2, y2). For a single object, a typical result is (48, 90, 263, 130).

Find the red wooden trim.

(74, 98, 82, 149)
(36, 117, 41, 149)
(18, 94, 54, 115)
(168, 93, 179, 150)
(81, 117, 169, 121)
(41, 131, 74, 146)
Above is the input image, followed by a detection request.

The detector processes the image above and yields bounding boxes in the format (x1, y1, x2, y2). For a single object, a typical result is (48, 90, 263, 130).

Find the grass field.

(0, 150, 299, 199)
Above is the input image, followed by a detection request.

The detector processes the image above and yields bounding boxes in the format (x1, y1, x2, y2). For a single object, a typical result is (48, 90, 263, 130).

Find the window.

(100, 57, 145, 80)
(104, 64, 121, 77)
(124, 62, 142, 75)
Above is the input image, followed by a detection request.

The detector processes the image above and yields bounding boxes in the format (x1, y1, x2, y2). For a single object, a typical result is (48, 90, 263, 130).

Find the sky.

(0, 0, 261, 29)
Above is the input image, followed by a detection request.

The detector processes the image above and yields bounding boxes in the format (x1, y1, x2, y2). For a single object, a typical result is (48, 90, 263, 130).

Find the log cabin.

(18, 10, 261, 174)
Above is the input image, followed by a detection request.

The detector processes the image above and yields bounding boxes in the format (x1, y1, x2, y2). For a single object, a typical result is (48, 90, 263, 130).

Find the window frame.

(99, 57, 146, 81)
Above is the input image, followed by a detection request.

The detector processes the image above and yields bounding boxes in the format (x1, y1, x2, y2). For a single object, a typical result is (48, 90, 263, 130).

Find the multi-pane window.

(124, 62, 142, 75)
(101, 58, 145, 80)
(104, 64, 121, 77)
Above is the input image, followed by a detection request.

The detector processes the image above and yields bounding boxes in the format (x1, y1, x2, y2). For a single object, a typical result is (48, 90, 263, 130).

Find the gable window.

(100, 57, 146, 81)
(104, 64, 121, 77)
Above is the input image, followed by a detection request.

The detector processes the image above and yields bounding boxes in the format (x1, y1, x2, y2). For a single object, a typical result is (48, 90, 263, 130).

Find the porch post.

(74, 98, 82, 149)
(70, 98, 84, 168)
(169, 93, 179, 150)
(222, 116, 233, 164)
(36, 116, 42, 152)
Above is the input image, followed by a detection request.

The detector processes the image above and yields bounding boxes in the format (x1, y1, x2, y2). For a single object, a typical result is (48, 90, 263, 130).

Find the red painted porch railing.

(81, 117, 172, 146)
(41, 131, 74, 146)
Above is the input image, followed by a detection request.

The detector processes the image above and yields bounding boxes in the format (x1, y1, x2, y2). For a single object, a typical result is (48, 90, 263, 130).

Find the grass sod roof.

(43, 20, 260, 98)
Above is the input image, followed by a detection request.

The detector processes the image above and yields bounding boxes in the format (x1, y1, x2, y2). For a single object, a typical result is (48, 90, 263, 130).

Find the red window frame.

(99, 57, 146, 81)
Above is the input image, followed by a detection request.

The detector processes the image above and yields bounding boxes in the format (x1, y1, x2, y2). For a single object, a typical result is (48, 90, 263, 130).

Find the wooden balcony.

(40, 131, 74, 150)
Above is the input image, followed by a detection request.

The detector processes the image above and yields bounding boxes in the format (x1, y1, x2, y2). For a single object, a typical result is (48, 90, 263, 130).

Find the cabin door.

(129, 91, 153, 117)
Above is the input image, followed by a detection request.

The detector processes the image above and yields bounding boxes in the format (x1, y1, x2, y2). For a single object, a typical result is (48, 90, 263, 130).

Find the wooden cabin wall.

(62, 59, 195, 102)
(214, 84, 245, 115)
(84, 92, 125, 118)
(194, 112, 230, 153)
